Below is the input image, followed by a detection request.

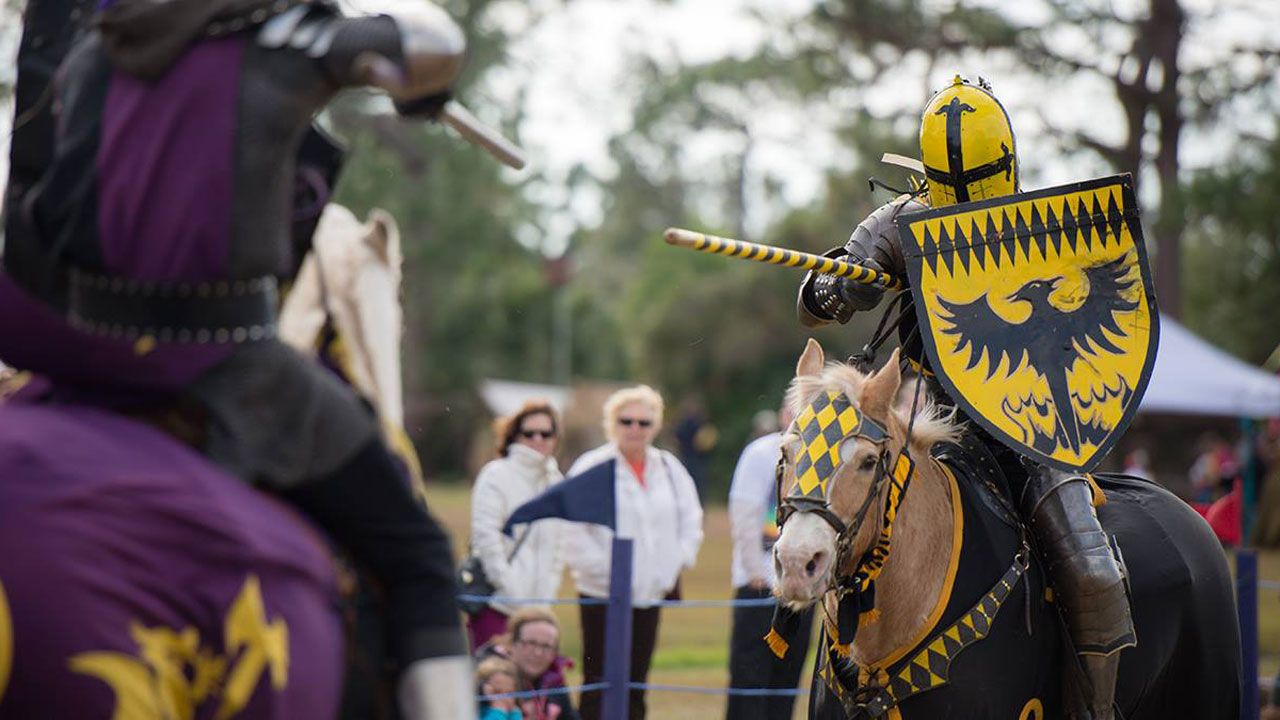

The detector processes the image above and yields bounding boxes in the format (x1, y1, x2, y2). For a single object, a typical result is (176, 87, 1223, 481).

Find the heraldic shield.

(897, 173, 1159, 472)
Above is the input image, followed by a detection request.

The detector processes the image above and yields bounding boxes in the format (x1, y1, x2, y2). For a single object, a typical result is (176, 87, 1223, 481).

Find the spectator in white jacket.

(563, 385, 704, 720)
(468, 401, 566, 650)
(725, 402, 811, 720)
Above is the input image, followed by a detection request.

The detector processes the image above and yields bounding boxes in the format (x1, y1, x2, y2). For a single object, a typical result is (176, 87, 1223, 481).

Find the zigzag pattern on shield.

(898, 174, 1159, 473)
(912, 186, 1129, 278)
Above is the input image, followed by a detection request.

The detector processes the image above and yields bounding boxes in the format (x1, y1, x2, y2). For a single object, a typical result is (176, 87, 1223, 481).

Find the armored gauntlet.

(258, 0, 465, 113)
(796, 195, 926, 326)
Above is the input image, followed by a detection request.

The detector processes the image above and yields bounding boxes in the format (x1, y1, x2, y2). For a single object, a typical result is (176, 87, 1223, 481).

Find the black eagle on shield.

(936, 255, 1139, 455)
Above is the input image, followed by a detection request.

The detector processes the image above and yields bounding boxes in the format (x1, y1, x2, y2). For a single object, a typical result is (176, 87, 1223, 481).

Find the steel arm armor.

(258, 2, 464, 113)
(796, 195, 927, 326)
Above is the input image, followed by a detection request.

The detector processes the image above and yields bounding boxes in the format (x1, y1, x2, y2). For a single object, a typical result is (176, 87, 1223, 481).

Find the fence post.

(1238, 549, 1259, 720)
(601, 537, 634, 720)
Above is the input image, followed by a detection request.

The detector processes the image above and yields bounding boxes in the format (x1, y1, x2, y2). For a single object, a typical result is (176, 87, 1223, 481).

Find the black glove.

(799, 254, 886, 326)
(830, 256, 887, 311)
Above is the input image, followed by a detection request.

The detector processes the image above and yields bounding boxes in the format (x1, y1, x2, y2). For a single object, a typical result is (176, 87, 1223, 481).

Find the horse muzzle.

(773, 514, 836, 606)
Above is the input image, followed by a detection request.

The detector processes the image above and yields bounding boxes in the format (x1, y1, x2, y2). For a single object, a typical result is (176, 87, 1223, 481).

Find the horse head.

(773, 339, 908, 608)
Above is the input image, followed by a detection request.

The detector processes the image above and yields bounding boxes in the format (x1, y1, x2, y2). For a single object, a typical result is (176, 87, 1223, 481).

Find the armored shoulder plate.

(258, 2, 342, 58)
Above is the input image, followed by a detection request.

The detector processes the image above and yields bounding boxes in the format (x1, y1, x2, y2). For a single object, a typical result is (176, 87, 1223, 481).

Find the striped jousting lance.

(663, 228, 904, 291)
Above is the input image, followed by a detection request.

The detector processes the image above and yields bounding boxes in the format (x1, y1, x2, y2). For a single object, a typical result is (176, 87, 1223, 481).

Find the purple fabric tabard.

(0, 272, 230, 393)
(0, 400, 343, 718)
(96, 37, 241, 282)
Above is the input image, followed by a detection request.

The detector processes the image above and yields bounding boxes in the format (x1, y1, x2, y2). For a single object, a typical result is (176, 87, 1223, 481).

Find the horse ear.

(861, 348, 902, 417)
(796, 338, 825, 378)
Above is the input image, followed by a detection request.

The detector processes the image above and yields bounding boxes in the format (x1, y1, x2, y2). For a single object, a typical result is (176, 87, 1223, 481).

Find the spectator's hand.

(483, 687, 515, 712)
(748, 577, 770, 592)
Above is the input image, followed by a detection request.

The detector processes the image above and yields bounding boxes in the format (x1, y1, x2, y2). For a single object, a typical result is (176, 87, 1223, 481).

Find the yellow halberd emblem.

(898, 174, 1159, 472)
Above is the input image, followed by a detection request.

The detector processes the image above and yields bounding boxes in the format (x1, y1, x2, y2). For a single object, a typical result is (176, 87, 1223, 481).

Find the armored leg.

(1022, 468, 1135, 720)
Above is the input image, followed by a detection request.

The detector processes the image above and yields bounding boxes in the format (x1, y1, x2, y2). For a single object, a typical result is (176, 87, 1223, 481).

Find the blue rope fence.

(458, 594, 610, 607)
(631, 683, 808, 697)
(477, 683, 611, 703)
(467, 539, 808, 718)
(467, 542, 1279, 720)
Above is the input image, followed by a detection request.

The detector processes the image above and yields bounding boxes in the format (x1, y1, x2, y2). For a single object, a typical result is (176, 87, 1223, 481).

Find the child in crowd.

(478, 657, 524, 720)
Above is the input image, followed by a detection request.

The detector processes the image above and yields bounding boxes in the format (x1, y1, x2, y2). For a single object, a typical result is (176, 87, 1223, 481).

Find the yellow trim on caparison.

(864, 459, 965, 670)
(0, 579, 12, 702)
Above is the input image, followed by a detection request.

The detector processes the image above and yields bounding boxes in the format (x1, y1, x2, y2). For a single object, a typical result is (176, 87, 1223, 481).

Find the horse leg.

(1023, 469, 1135, 720)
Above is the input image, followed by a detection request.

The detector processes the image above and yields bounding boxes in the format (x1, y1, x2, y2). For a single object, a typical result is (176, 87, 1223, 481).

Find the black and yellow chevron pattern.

(907, 183, 1134, 277)
(885, 557, 1026, 702)
(898, 174, 1158, 473)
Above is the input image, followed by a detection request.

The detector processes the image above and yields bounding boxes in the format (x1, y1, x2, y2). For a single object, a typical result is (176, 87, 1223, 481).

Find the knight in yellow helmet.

(920, 75, 1018, 206)
(798, 76, 1133, 720)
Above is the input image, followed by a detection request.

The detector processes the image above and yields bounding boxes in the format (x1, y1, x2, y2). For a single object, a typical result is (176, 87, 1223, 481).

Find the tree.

(325, 0, 633, 474)
(1182, 126, 1280, 364)
(1018, 0, 1279, 318)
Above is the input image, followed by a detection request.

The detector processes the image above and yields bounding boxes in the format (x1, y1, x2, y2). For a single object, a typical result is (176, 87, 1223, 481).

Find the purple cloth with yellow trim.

(0, 397, 344, 718)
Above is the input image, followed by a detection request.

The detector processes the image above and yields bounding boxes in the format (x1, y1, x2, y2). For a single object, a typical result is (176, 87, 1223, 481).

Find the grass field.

(426, 481, 1280, 719)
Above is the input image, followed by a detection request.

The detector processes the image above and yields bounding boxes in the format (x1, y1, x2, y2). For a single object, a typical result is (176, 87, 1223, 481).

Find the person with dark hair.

(468, 402, 567, 649)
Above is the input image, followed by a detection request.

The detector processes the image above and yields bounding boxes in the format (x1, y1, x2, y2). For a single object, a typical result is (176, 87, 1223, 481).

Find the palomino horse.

(773, 340, 1240, 719)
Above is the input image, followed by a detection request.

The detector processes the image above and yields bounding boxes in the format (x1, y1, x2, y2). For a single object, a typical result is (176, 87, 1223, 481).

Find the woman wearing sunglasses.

(468, 401, 567, 650)
(563, 385, 705, 720)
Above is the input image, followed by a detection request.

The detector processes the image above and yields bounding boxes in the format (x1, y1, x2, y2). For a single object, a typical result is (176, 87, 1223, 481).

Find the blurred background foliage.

(6, 0, 1271, 492)
(315, 0, 1280, 493)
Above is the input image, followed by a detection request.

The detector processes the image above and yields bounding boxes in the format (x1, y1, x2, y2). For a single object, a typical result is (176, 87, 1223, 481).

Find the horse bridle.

(775, 391, 894, 582)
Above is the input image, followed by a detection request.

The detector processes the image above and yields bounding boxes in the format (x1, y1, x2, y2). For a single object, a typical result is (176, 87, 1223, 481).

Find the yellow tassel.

(763, 629, 789, 659)
(858, 608, 882, 628)
(831, 640, 852, 658)
(1085, 474, 1107, 507)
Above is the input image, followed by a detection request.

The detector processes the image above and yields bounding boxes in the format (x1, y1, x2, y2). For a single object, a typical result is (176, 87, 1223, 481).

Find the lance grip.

(663, 228, 903, 291)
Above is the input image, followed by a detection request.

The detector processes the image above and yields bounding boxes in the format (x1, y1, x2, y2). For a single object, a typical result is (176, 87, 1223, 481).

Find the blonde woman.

(468, 401, 567, 649)
(562, 385, 704, 720)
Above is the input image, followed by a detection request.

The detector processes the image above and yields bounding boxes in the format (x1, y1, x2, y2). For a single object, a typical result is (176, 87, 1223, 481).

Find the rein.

(769, 367, 925, 658)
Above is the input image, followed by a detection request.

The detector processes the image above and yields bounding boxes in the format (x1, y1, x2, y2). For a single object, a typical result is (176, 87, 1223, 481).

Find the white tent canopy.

(1138, 314, 1280, 418)
(478, 379, 570, 418)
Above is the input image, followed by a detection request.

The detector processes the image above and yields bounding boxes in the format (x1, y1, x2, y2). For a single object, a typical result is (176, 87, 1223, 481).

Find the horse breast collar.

(824, 547, 1030, 719)
(775, 390, 1037, 718)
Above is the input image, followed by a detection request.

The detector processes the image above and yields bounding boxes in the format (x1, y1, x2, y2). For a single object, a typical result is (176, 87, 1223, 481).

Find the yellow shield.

(897, 174, 1158, 472)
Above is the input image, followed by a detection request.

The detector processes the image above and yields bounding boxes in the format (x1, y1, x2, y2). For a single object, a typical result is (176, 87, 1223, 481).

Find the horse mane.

(787, 361, 962, 456)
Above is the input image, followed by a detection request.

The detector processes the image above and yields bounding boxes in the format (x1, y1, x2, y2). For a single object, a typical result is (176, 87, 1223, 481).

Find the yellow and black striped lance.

(663, 228, 904, 291)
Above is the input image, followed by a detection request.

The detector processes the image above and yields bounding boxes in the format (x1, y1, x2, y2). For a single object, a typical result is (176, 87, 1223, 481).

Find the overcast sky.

(3, 0, 1277, 253)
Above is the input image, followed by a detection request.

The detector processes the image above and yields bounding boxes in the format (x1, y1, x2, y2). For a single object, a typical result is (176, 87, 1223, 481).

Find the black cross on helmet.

(919, 75, 1019, 207)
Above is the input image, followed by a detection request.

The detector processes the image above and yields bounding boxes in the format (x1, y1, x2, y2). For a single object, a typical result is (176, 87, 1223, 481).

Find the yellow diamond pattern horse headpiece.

(789, 391, 888, 502)
(896, 173, 1159, 472)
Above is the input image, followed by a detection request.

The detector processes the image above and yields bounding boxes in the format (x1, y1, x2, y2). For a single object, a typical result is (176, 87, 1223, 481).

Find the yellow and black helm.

(919, 75, 1018, 207)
